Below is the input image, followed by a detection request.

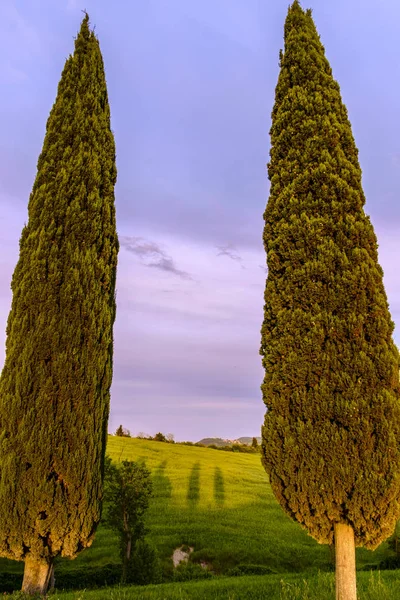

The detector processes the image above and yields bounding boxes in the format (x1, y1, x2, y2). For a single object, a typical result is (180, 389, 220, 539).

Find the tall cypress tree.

(260, 2, 400, 599)
(0, 14, 118, 595)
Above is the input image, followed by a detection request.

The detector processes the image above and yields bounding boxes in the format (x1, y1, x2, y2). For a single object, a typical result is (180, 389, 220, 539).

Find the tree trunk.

(334, 523, 357, 600)
(121, 533, 132, 584)
(49, 563, 55, 591)
(126, 534, 132, 562)
(22, 557, 54, 595)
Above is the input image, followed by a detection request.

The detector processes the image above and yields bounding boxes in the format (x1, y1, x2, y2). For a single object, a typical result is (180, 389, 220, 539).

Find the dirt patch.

(172, 545, 194, 567)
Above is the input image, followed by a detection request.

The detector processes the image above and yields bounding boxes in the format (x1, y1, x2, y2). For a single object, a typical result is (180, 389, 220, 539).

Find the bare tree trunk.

(126, 534, 132, 562)
(121, 533, 132, 584)
(49, 563, 55, 591)
(22, 557, 54, 595)
(335, 523, 357, 600)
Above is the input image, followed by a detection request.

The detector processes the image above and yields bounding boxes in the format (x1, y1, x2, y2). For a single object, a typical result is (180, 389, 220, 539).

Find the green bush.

(128, 540, 161, 585)
(56, 564, 122, 590)
(227, 564, 277, 576)
(173, 562, 213, 582)
(375, 556, 400, 571)
(0, 573, 22, 594)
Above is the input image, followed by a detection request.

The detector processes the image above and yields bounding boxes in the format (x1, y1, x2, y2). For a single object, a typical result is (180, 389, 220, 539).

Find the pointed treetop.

(284, 0, 307, 39)
(290, 0, 303, 12)
(282, 0, 321, 64)
(78, 10, 91, 39)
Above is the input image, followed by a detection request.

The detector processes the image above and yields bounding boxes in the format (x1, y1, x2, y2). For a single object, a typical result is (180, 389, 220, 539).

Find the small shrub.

(128, 540, 161, 585)
(0, 573, 22, 594)
(227, 564, 277, 576)
(56, 563, 121, 589)
(374, 555, 400, 571)
(173, 562, 213, 582)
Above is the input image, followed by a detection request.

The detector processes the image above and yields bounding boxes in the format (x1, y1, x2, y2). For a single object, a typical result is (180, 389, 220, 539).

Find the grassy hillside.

(0, 436, 393, 591)
(105, 435, 328, 574)
(75, 436, 389, 575)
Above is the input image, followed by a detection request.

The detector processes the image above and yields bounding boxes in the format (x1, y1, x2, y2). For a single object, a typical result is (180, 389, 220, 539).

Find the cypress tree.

(0, 14, 118, 595)
(260, 2, 400, 598)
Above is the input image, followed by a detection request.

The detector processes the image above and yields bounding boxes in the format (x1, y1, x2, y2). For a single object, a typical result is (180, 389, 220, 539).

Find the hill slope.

(0, 436, 391, 589)
(197, 437, 261, 446)
(86, 437, 389, 574)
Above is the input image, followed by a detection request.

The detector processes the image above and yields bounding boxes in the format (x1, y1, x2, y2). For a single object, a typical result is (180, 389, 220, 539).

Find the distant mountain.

(197, 437, 261, 447)
(197, 437, 230, 447)
(237, 437, 262, 446)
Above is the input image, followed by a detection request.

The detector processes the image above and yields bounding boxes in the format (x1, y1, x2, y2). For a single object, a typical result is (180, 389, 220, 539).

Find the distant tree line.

(115, 429, 260, 454)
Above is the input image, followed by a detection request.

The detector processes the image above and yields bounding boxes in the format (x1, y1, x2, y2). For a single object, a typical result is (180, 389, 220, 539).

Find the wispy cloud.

(216, 245, 242, 262)
(120, 236, 193, 280)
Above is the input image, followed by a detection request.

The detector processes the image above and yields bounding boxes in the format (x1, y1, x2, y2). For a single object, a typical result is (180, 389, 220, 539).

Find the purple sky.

(1, 0, 400, 441)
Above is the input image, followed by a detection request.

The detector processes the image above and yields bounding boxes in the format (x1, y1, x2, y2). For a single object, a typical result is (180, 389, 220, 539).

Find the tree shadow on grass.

(152, 460, 172, 501)
(214, 466, 225, 507)
(187, 462, 201, 507)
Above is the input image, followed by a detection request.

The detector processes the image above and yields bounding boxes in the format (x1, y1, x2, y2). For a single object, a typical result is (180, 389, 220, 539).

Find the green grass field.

(0, 436, 397, 596)
(11, 571, 400, 600)
(100, 437, 390, 573)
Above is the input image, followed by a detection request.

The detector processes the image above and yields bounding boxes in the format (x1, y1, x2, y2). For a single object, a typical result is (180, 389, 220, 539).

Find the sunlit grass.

(0, 436, 392, 589)
(70, 436, 389, 575)
(19, 571, 400, 600)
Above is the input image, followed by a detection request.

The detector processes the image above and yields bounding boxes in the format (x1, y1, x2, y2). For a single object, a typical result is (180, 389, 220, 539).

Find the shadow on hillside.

(214, 467, 225, 507)
(152, 461, 172, 501)
(187, 462, 201, 507)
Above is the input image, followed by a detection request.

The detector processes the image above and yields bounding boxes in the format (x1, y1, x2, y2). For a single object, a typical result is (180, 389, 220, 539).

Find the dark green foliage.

(129, 540, 161, 585)
(0, 14, 118, 563)
(260, 0, 400, 549)
(58, 563, 123, 590)
(172, 562, 213, 582)
(0, 573, 21, 594)
(0, 564, 123, 594)
(52, 564, 122, 590)
(136, 432, 175, 443)
(115, 425, 131, 437)
(103, 458, 153, 583)
(387, 521, 400, 558)
(207, 444, 257, 454)
(227, 564, 276, 577)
